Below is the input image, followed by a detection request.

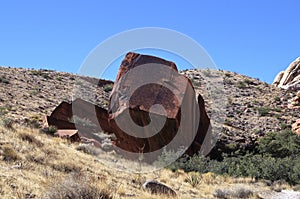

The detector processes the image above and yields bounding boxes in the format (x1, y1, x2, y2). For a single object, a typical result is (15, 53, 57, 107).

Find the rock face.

(273, 58, 300, 136)
(108, 52, 210, 158)
(273, 57, 300, 89)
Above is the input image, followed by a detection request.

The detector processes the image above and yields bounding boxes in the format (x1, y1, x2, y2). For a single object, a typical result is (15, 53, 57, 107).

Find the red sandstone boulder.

(43, 98, 111, 147)
(108, 52, 210, 158)
(44, 98, 111, 133)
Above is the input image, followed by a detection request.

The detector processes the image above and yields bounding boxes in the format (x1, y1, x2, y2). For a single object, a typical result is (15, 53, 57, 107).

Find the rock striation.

(273, 57, 300, 90)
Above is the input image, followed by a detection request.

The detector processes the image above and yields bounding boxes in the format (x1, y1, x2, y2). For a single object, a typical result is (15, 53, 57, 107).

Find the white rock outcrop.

(273, 57, 300, 89)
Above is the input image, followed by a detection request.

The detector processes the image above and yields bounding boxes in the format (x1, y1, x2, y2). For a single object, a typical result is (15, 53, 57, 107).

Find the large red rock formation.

(108, 52, 210, 157)
(45, 52, 211, 161)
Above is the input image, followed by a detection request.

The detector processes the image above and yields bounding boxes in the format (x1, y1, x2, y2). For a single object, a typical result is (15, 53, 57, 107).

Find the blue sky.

(1, 0, 300, 83)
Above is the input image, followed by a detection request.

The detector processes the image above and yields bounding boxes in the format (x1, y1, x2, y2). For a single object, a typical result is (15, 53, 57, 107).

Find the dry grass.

(0, 124, 290, 198)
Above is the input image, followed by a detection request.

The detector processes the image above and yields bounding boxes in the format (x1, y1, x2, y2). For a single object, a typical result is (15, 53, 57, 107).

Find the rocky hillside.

(183, 69, 300, 156)
(0, 66, 299, 156)
(1, 65, 300, 198)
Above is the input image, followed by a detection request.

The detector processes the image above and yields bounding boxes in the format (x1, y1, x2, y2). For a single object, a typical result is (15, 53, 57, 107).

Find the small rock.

(142, 180, 176, 196)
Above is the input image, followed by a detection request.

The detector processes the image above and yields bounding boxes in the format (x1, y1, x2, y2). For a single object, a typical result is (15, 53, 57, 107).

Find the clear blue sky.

(1, 0, 300, 83)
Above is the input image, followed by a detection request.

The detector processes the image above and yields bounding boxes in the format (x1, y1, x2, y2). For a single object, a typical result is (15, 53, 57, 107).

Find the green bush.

(0, 107, 8, 116)
(170, 129, 300, 185)
(257, 107, 270, 116)
(0, 76, 9, 84)
(30, 70, 51, 79)
(274, 96, 281, 102)
(1, 118, 14, 129)
(258, 130, 300, 158)
(243, 78, 253, 84)
(236, 81, 247, 89)
(103, 84, 113, 92)
(47, 125, 57, 135)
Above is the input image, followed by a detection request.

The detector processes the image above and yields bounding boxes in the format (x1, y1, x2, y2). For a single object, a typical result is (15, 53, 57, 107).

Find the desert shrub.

(19, 133, 44, 147)
(76, 144, 100, 156)
(256, 107, 281, 116)
(225, 73, 232, 77)
(201, 69, 213, 77)
(190, 77, 196, 86)
(272, 107, 282, 112)
(258, 130, 300, 158)
(256, 107, 270, 116)
(46, 125, 57, 135)
(43, 173, 111, 199)
(55, 76, 62, 81)
(30, 70, 50, 79)
(25, 118, 40, 128)
(168, 154, 209, 173)
(243, 78, 253, 85)
(170, 129, 300, 185)
(1, 118, 14, 129)
(280, 123, 290, 130)
(103, 84, 113, 92)
(29, 90, 39, 96)
(274, 96, 281, 102)
(224, 119, 232, 126)
(51, 162, 82, 173)
(1, 145, 20, 161)
(236, 81, 247, 89)
(0, 76, 9, 84)
(185, 172, 202, 187)
(26, 154, 46, 165)
(0, 107, 8, 116)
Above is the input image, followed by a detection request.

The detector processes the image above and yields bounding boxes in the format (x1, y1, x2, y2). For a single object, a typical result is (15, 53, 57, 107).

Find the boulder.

(292, 119, 300, 135)
(108, 52, 210, 158)
(45, 98, 111, 133)
(54, 129, 81, 142)
(43, 98, 111, 147)
(142, 180, 176, 196)
(273, 57, 300, 89)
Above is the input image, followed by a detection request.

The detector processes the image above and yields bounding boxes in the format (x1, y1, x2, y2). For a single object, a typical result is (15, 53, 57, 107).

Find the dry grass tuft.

(43, 173, 112, 199)
(0, 144, 20, 161)
(19, 132, 44, 147)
